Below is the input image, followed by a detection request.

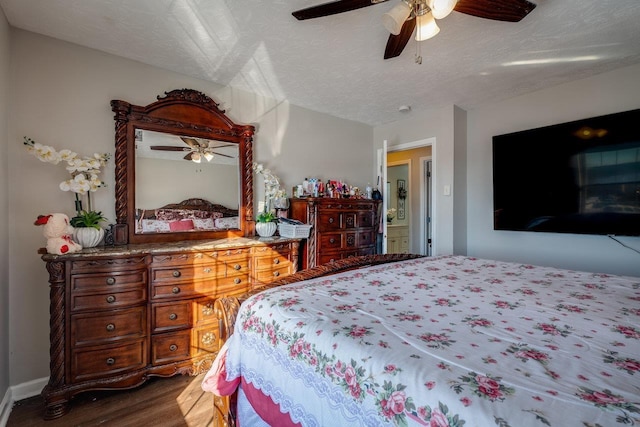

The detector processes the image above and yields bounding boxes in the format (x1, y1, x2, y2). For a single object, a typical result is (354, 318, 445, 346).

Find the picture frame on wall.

(397, 179, 405, 220)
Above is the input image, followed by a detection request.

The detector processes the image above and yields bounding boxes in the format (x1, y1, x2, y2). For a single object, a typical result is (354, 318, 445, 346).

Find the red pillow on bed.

(168, 219, 194, 231)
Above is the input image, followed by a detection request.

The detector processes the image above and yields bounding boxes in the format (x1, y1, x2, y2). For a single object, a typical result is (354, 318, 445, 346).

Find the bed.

(135, 197, 239, 233)
(203, 254, 640, 427)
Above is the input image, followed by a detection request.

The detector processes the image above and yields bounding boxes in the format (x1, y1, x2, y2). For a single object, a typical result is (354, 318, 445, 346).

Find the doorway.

(380, 138, 435, 255)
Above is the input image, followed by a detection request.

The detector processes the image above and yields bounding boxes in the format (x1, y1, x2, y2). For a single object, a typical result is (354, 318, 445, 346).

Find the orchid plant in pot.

(24, 137, 110, 248)
(253, 163, 283, 237)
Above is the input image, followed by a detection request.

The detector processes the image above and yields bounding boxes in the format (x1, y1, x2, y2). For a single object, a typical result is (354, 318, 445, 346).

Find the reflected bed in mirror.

(112, 89, 255, 244)
(135, 130, 240, 234)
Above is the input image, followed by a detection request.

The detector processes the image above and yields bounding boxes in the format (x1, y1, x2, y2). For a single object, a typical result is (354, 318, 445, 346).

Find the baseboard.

(0, 377, 48, 427)
(0, 386, 11, 427)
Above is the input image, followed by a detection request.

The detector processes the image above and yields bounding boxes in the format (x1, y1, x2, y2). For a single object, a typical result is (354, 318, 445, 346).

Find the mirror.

(112, 89, 255, 244)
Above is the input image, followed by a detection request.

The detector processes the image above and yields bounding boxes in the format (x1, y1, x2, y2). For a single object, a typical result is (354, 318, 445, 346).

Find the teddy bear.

(34, 213, 83, 255)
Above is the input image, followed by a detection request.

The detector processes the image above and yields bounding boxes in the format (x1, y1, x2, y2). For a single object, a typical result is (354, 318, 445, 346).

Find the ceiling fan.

(150, 137, 236, 163)
(292, 0, 536, 60)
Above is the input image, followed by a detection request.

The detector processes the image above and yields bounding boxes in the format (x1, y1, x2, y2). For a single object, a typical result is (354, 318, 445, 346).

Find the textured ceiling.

(2, 0, 640, 125)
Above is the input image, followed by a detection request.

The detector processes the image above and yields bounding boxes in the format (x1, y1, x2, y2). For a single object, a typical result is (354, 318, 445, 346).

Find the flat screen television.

(492, 108, 640, 236)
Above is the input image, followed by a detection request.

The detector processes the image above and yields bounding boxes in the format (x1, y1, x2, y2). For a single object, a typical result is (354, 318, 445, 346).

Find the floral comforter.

(207, 256, 640, 426)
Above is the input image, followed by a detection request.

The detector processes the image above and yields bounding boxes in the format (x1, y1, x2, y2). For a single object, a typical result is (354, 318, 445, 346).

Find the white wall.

(466, 64, 640, 277)
(7, 29, 373, 387)
(0, 4, 11, 412)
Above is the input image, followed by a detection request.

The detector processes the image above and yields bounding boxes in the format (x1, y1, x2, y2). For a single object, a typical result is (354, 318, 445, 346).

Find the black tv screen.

(492, 109, 640, 236)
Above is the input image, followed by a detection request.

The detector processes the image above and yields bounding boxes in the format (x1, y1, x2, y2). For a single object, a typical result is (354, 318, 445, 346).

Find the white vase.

(73, 227, 105, 248)
(255, 221, 277, 237)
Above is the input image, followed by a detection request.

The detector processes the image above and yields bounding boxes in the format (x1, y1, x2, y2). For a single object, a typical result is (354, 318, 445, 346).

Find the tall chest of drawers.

(290, 198, 381, 269)
(40, 237, 299, 419)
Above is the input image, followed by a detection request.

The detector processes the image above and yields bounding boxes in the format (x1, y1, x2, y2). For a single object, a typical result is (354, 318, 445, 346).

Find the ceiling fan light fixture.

(415, 12, 440, 41)
(429, 0, 457, 19)
(382, 1, 412, 35)
(203, 152, 214, 162)
(191, 152, 202, 163)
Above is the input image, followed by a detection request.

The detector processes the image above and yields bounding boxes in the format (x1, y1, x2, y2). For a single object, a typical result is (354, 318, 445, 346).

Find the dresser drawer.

(71, 339, 147, 382)
(151, 263, 225, 283)
(152, 301, 191, 333)
(151, 275, 250, 300)
(357, 211, 376, 228)
(70, 288, 147, 312)
(151, 252, 211, 267)
(318, 233, 342, 250)
(71, 270, 147, 293)
(318, 251, 345, 265)
(71, 306, 146, 347)
(357, 230, 375, 247)
(254, 252, 291, 270)
(151, 330, 191, 365)
(317, 212, 342, 231)
(255, 264, 291, 284)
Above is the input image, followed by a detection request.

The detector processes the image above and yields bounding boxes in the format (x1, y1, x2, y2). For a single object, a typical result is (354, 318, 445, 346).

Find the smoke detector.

(399, 105, 411, 113)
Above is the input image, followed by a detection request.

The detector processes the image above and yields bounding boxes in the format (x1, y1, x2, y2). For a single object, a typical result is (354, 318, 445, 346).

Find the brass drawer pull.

(169, 313, 177, 320)
(273, 258, 280, 265)
(172, 270, 181, 278)
(233, 264, 241, 270)
(203, 267, 211, 273)
(105, 277, 116, 286)
(169, 344, 178, 352)
(329, 238, 336, 244)
(106, 357, 115, 366)
(106, 323, 115, 332)
(106, 295, 116, 304)
(273, 271, 280, 277)
(328, 217, 334, 223)
(172, 286, 180, 294)
(234, 278, 241, 284)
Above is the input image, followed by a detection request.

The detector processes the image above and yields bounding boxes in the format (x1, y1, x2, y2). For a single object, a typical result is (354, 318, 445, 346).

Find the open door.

(377, 140, 389, 253)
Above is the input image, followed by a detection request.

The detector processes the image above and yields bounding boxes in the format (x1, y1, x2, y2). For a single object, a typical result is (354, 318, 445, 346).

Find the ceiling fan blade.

(454, 0, 536, 22)
(384, 18, 416, 59)
(183, 152, 194, 161)
(292, 0, 388, 20)
(180, 137, 200, 149)
(209, 151, 235, 159)
(150, 145, 191, 152)
(207, 141, 236, 149)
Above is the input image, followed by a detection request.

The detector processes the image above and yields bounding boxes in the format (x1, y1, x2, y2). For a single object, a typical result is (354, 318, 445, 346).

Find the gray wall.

(374, 105, 458, 256)
(0, 6, 10, 415)
(466, 64, 640, 277)
(6, 29, 373, 388)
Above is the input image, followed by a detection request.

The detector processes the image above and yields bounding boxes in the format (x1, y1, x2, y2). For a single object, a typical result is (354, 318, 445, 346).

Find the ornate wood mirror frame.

(111, 89, 254, 244)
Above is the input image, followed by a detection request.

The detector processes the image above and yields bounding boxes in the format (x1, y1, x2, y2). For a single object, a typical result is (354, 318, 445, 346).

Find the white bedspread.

(213, 255, 640, 426)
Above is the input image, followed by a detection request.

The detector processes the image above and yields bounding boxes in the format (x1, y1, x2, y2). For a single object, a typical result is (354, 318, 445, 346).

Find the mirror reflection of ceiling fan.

(292, 0, 536, 60)
(150, 137, 236, 163)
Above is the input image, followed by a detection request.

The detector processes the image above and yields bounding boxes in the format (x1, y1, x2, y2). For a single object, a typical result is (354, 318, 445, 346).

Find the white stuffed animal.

(34, 213, 83, 255)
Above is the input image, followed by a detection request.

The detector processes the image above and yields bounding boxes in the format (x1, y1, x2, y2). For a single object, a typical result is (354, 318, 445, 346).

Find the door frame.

(378, 137, 436, 255)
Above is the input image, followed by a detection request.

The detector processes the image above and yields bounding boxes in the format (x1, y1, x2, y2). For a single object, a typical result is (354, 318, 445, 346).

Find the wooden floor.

(6, 373, 213, 426)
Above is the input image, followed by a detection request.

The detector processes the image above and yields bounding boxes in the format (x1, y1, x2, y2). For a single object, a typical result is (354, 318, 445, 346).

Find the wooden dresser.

(40, 237, 299, 419)
(290, 198, 381, 269)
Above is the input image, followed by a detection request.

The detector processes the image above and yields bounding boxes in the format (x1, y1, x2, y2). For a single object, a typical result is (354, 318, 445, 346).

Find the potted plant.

(70, 210, 108, 248)
(24, 137, 110, 249)
(256, 211, 277, 237)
